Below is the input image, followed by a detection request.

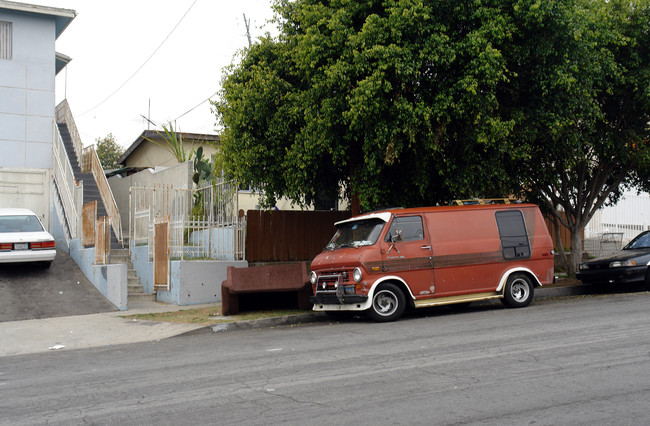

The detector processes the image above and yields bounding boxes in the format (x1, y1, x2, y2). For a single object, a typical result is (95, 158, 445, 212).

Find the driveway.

(0, 250, 116, 322)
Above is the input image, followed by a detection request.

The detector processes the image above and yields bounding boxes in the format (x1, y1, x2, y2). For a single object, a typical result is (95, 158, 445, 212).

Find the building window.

(0, 21, 12, 60)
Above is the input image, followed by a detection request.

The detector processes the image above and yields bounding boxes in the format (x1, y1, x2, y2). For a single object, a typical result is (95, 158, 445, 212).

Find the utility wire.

(174, 13, 254, 123)
(174, 90, 218, 121)
(79, 0, 200, 117)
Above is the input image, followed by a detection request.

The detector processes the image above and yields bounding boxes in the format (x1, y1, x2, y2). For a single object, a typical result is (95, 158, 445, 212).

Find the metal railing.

(52, 120, 82, 240)
(130, 181, 245, 261)
(82, 145, 123, 246)
(55, 100, 83, 164)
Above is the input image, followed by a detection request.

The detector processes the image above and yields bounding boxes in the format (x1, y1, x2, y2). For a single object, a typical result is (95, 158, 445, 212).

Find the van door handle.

(421, 246, 431, 250)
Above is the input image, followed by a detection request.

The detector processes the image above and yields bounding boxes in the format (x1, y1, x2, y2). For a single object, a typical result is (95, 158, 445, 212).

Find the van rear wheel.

(367, 283, 405, 322)
(501, 273, 534, 308)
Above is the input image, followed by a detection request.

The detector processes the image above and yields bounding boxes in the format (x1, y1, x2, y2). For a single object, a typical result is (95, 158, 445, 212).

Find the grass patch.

(122, 307, 306, 325)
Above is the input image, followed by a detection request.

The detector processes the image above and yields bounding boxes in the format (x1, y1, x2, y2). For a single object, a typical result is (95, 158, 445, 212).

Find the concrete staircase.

(57, 122, 150, 301)
(110, 249, 155, 302)
(57, 122, 121, 249)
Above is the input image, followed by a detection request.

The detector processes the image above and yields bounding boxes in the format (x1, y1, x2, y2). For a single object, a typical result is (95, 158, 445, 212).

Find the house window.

(0, 21, 11, 60)
(495, 210, 531, 260)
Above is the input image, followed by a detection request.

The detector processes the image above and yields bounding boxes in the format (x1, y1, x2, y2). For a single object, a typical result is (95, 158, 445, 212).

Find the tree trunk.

(351, 192, 361, 216)
(552, 215, 568, 270)
(567, 227, 584, 276)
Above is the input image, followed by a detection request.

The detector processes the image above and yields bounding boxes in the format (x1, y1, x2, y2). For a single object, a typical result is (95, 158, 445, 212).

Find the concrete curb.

(209, 312, 328, 333)
(204, 283, 624, 333)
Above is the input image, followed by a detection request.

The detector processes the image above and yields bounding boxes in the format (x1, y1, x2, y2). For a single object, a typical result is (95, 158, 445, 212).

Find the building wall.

(108, 161, 194, 233)
(0, 9, 56, 169)
(0, 167, 50, 226)
(124, 141, 219, 169)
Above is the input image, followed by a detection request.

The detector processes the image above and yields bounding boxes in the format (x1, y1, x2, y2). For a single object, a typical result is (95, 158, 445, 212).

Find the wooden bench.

(221, 262, 312, 315)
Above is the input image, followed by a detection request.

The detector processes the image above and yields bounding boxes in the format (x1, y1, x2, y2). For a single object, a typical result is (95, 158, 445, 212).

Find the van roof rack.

(452, 198, 519, 205)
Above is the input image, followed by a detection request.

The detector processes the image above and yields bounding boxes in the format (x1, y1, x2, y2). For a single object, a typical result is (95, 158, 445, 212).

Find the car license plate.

(14, 243, 28, 250)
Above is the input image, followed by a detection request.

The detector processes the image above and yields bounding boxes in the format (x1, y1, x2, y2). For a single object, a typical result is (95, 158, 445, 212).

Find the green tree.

(144, 121, 197, 163)
(500, 0, 650, 274)
(95, 133, 124, 169)
(215, 0, 521, 212)
(216, 0, 650, 275)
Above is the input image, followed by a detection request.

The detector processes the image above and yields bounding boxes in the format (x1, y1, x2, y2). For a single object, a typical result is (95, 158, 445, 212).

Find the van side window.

(385, 216, 424, 242)
(495, 210, 531, 259)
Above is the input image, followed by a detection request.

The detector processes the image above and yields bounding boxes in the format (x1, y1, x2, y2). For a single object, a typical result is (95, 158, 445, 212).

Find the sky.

(39, 0, 278, 149)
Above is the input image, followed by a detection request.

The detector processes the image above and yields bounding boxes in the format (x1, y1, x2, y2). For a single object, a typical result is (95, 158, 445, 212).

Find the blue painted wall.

(130, 241, 247, 306)
(0, 9, 57, 169)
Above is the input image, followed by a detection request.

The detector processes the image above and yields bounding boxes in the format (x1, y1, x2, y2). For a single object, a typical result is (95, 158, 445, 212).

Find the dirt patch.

(546, 277, 583, 288)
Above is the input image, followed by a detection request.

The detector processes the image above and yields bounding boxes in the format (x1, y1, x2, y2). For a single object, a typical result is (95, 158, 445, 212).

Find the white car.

(0, 208, 56, 267)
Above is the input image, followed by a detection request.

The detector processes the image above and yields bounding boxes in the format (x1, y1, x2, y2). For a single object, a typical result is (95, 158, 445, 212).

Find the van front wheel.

(502, 273, 534, 308)
(367, 283, 405, 322)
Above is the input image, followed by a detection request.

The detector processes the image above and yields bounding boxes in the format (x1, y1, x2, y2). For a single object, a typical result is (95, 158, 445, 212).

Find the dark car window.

(0, 215, 44, 233)
(385, 216, 424, 242)
(495, 210, 531, 260)
(624, 231, 650, 250)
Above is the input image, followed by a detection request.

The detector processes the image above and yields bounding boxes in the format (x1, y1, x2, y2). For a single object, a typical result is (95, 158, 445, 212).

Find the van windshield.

(326, 218, 386, 250)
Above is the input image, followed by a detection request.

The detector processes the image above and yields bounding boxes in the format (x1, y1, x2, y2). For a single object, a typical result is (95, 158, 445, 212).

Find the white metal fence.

(584, 190, 650, 256)
(129, 181, 245, 261)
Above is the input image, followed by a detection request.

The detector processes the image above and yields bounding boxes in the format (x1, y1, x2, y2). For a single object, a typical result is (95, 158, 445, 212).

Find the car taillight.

(0, 243, 12, 250)
(31, 241, 55, 249)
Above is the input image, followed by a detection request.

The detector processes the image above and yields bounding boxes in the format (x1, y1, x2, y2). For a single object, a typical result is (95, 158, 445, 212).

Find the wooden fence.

(245, 210, 352, 263)
(544, 216, 575, 251)
(246, 210, 575, 263)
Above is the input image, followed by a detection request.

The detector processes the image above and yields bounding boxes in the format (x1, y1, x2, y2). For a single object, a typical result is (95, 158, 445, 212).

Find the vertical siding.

(544, 215, 578, 251)
(0, 21, 11, 59)
(246, 210, 352, 262)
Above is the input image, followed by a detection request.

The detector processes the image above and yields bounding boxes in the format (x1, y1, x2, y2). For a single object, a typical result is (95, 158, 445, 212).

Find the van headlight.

(353, 267, 362, 283)
(310, 271, 317, 284)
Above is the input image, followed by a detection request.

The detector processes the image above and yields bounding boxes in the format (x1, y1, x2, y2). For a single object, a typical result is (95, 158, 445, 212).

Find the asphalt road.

(0, 250, 116, 322)
(2, 291, 649, 425)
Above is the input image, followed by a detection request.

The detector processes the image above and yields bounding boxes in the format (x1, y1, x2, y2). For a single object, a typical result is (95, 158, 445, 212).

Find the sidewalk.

(0, 302, 214, 357)
(0, 283, 618, 357)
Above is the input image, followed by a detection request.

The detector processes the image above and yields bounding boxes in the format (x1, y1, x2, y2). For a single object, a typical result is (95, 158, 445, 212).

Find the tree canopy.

(95, 133, 124, 169)
(216, 0, 528, 210)
(215, 0, 650, 273)
(502, 0, 650, 272)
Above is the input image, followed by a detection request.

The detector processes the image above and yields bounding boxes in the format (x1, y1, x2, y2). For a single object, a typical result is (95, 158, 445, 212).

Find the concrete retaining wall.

(130, 242, 248, 305)
(69, 239, 128, 310)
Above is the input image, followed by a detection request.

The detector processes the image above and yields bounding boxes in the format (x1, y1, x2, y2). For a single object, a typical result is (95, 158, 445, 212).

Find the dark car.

(577, 231, 650, 286)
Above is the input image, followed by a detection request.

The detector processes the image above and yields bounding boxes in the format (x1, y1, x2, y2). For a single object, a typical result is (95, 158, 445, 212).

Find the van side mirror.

(391, 229, 403, 243)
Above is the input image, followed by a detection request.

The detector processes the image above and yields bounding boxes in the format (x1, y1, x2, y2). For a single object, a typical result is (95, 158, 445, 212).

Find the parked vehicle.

(309, 204, 555, 321)
(577, 230, 650, 286)
(0, 208, 56, 267)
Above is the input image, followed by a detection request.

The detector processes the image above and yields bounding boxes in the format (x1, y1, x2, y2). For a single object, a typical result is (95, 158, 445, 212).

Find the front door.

(379, 215, 434, 297)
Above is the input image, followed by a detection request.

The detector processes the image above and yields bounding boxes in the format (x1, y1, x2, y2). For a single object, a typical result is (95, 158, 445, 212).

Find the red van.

(309, 204, 555, 321)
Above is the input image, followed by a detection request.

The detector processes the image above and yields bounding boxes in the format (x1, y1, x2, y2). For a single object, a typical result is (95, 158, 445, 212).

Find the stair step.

(128, 284, 143, 293)
(128, 293, 156, 302)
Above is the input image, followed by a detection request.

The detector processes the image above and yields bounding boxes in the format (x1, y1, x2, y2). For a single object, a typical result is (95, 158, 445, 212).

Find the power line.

(174, 90, 218, 121)
(174, 12, 254, 123)
(79, 0, 200, 117)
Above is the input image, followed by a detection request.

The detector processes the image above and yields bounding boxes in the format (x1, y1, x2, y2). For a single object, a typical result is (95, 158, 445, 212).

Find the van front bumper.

(310, 294, 368, 305)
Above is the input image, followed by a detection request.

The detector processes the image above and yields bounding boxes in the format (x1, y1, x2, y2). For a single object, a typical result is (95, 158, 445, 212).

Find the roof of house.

(117, 130, 220, 166)
(0, 1, 76, 38)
